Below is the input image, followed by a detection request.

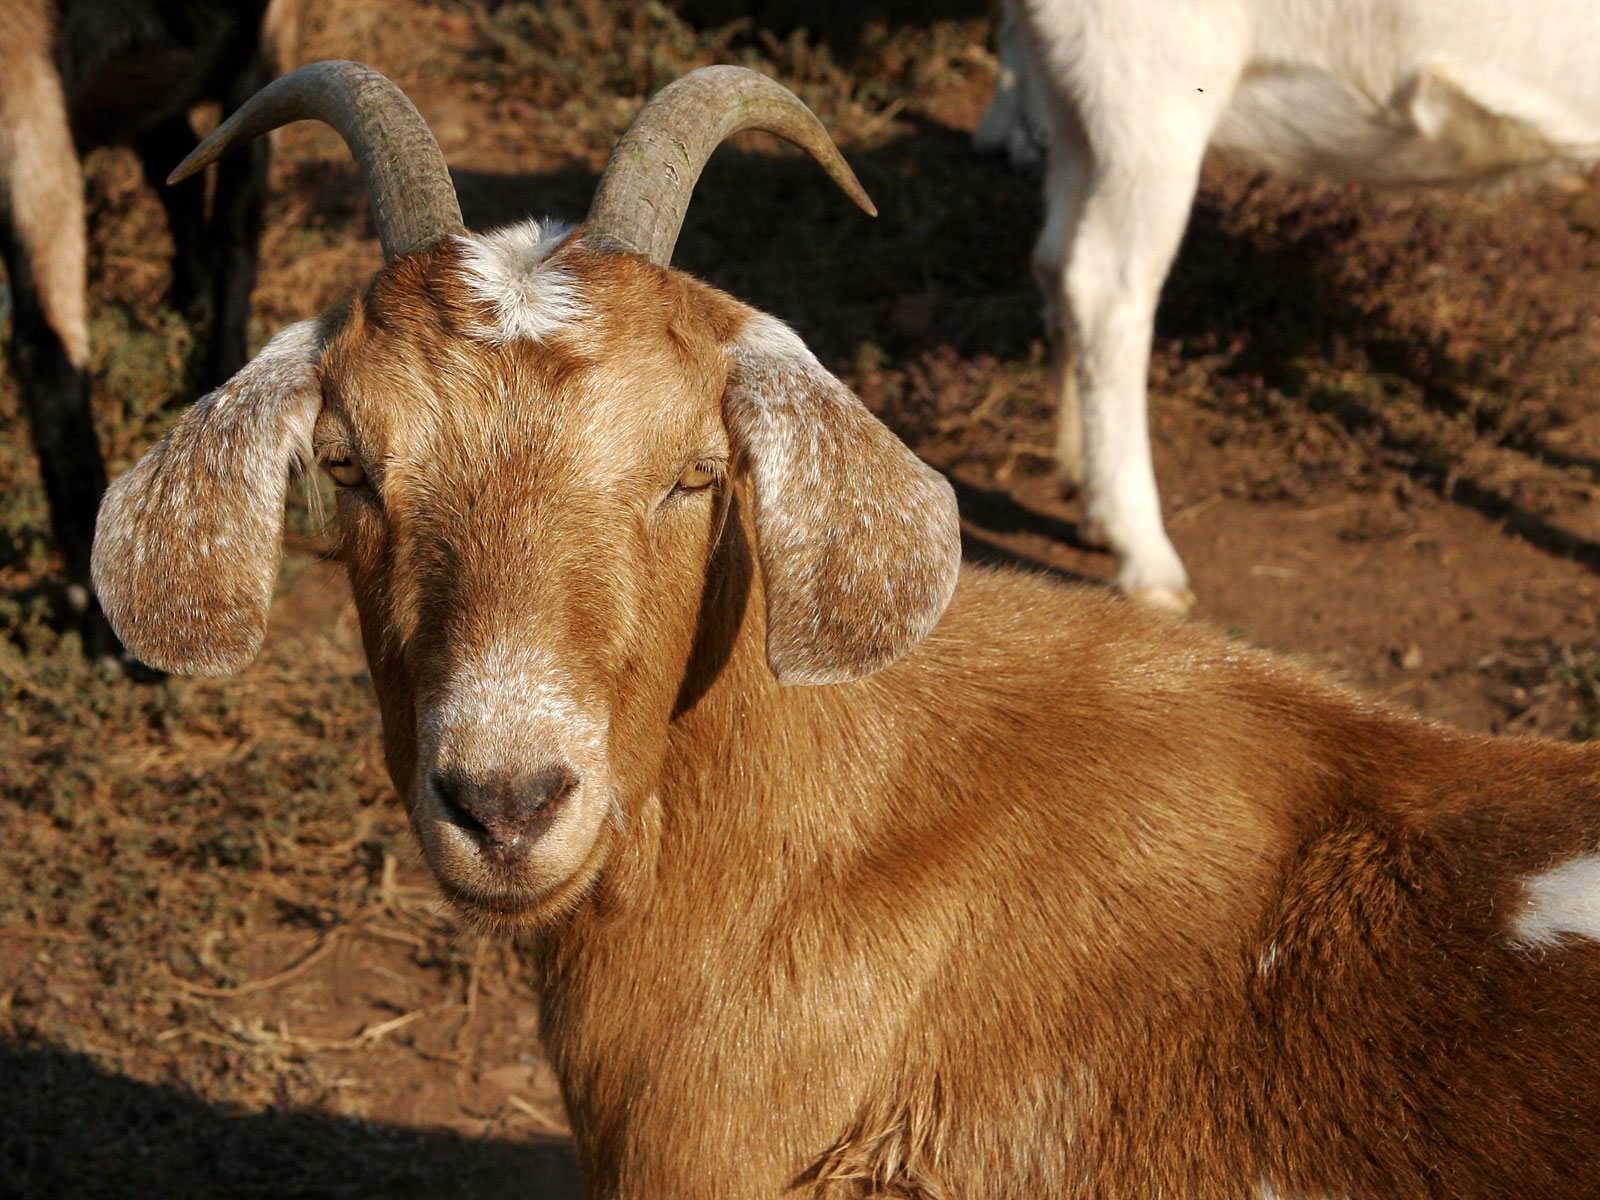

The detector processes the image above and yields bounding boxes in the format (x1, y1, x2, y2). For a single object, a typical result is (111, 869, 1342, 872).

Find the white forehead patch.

(453, 218, 581, 344)
(1509, 853, 1600, 948)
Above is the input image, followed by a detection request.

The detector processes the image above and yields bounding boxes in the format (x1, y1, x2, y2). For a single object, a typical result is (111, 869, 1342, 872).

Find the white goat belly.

(1215, 59, 1600, 186)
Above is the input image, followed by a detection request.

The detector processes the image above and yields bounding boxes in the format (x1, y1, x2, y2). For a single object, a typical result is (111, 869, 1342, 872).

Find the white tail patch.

(1510, 854, 1600, 948)
(453, 218, 580, 344)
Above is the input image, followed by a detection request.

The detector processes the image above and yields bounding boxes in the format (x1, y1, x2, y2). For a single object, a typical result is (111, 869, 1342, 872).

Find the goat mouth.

(414, 782, 616, 926)
(424, 840, 548, 902)
(439, 878, 540, 915)
(429, 871, 560, 928)
(426, 840, 608, 929)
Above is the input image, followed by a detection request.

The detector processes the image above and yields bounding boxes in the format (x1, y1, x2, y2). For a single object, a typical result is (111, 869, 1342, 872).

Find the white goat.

(979, 0, 1600, 610)
(93, 61, 1600, 1199)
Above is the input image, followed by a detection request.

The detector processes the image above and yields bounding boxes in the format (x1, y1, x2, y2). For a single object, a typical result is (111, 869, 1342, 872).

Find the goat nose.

(431, 764, 580, 862)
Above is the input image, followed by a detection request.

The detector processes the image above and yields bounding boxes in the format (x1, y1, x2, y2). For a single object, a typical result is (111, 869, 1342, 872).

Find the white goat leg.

(1027, 6, 1242, 610)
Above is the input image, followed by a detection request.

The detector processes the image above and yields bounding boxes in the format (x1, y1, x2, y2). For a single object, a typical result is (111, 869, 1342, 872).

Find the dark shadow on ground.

(949, 474, 1086, 552)
(0, 1040, 581, 1200)
(959, 527, 1093, 586)
(1305, 388, 1600, 574)
(1503, 431, 1600, 481)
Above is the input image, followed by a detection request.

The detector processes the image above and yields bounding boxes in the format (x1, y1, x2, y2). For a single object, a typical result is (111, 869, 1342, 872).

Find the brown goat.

(92, 62, 1600, 1199)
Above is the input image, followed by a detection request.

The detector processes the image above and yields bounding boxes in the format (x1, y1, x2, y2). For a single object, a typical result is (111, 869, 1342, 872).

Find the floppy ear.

(91, 320, 327, 675)
(723, 313, 961, 685)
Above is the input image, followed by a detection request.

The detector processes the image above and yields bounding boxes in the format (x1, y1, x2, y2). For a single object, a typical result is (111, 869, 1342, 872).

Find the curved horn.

(168, 60, 464, 262)
(586, 65, 876, 265)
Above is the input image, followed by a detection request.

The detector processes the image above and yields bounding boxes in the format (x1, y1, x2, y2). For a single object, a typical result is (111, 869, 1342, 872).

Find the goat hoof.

(1126, 584, 1197, 618)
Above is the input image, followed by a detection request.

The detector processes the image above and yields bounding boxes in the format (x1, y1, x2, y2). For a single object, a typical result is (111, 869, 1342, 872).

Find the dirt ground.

(4, 1, 1600, 1196)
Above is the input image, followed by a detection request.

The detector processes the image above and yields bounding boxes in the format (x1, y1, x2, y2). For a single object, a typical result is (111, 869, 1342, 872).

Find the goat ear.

(723, 314, 961, 685)
(91, 321, 326, 675)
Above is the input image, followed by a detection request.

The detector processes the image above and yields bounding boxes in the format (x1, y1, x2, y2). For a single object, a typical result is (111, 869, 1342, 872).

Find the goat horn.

(586, 65, 876, 265)
(168, 60, 464, 262)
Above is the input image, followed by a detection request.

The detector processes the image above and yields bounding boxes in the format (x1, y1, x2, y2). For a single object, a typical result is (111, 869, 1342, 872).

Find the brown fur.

(0, 0, 88, 363)
(94, 234, 1600, 1199)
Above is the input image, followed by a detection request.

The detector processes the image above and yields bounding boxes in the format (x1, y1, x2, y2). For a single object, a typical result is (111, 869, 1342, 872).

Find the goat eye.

(325, 456, 366, 487)
(677, 462, 719, 492)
